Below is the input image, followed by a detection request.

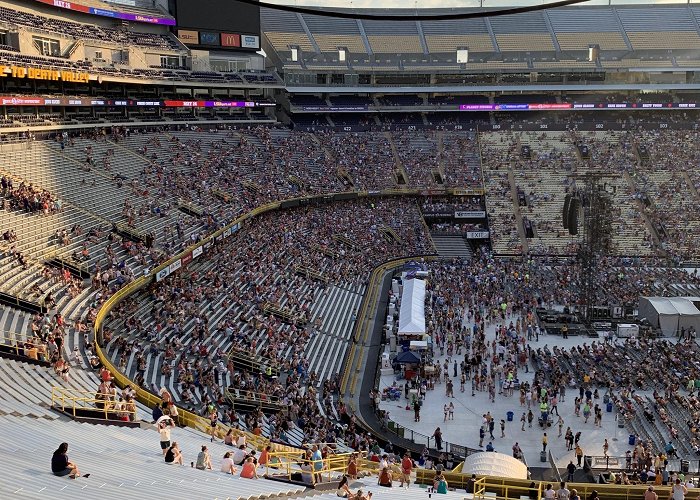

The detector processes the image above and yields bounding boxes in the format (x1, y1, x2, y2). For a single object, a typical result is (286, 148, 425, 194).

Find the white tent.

(462, 452, 528, 480)
(638, 296, 700, 336)
(397, 278, 426, 337)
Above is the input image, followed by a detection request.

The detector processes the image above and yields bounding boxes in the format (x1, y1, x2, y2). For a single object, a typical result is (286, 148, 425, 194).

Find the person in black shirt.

(165, 442, 184, 465)
(466, 473, 477, 493)
(51, 443, 88, 479)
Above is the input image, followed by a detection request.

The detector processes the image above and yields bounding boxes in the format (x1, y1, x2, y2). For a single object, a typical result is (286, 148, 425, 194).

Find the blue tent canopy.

(394, 350, 421, 364)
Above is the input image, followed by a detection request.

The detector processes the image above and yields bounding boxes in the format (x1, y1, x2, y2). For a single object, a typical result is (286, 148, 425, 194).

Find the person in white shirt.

(158, 418, 175, 456)
(232, 445, 247, 465)
(220, 451, 237, 474)
(236, 434, 247, 448)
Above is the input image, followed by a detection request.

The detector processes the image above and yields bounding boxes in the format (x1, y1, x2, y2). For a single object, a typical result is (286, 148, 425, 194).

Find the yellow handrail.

(414, 470, 675, 500)
(51, 386, 137, 421)
(264, 450, 356, 484)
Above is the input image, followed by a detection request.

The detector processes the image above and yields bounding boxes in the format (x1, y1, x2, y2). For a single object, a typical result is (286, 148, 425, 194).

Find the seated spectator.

(220, 451, 237, 474)
(196, 445, 212, 470)
(336, 475, 354, 498)
(51, 442, 88, 479)
(433, 471, 448, 494)
(224, 429, 234, 446)
(232, 444, 247, 465)
(378, 466, 392, 487)
(239, 456, 258, 479)
(351, 490, 372, 500)
(164, 442, 183, 465)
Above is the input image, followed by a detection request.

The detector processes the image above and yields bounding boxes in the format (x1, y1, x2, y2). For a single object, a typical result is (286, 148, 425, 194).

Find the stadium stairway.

(0, 414, 311, 500)
(621, 171, 663, 250)
(304, 283, 365, 387)
(507, 169, 529, 254)
(430, 234, 472, 258)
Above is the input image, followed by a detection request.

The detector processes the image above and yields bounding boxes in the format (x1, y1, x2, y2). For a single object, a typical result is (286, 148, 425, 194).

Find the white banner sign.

(466, 231, 490, 239)
(155, 267, 170, 282)
(168, 259, 182, 274)
(241, 35, 260, 49)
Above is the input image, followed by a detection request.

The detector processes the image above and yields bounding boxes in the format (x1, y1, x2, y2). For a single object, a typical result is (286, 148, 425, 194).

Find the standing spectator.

(209, 407, 218, 442)
(433, 427, 443, 451)
(567, 461, 576, 482)
(157, 417, 175, 456)
(400, 452, 412, 488)
(466, 473, 477, 494)
(575, 444, 584, 467)
(672, 479, 688, 500)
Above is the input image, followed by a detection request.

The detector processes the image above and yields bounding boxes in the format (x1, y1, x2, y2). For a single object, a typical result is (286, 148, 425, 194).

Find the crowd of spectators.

(103, 197, 434, 445)
(1, 174, 61, 214)
(393, 252, 700, 464)
(5, 121, 700, 459)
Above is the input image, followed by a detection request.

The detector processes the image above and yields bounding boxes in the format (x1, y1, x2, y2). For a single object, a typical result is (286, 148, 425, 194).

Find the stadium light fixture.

(291, 46, 298, 62)
(338, 48, 347, 62)
(457, 49, 469, 64)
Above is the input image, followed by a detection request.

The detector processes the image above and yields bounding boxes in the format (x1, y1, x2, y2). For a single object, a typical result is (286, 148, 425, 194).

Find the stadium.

(1, 0, 700, 498)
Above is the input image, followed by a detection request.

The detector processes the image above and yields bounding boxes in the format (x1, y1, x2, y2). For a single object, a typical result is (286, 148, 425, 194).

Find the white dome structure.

(462, 452, 528, 480)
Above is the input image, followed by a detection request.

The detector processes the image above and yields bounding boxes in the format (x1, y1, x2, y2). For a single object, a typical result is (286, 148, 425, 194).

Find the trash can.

(540, 451, 547, 463)
(606, 402, 613, 412)
(507, 411, 514, 422)
(628, 434, 636, 446)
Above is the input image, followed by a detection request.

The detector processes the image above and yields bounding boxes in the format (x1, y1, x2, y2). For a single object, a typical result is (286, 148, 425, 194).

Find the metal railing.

(384, 418, 480, 459)
(586, 454, 700, 474)
(264, 450, 356, 484)
(0, 330, 48, 360)
(224, 388, 286, 411)
(51, 386, 136, 421)
(415, 470, 680, 500)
